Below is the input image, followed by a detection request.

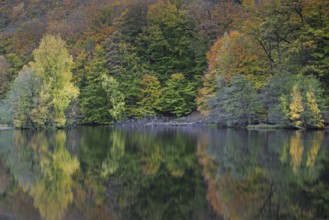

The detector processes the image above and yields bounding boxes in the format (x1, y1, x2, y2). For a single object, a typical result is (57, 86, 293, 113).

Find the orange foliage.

(196, 135, 224, 215)
(207, 38, 224, 73)
(197, 134, 270, 220)
(198, 30, 266, 114)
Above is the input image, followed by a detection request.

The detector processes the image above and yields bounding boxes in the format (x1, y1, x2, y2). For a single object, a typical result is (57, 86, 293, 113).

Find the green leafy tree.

(101, 74, 125, 121)
(2, 66, 41, 128)
(162, 73, 196, 116)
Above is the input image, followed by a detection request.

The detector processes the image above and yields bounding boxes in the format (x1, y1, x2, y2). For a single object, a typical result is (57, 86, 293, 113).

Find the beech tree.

(136, 74, 163, 117)
(162, 73, 196, 116)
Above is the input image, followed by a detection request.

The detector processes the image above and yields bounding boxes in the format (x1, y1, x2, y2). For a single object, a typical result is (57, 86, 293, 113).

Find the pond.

(0, 127, 328, 220)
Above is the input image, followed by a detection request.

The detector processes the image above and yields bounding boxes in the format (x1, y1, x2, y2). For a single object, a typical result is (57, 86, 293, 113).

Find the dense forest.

(0, 0, 328, 128)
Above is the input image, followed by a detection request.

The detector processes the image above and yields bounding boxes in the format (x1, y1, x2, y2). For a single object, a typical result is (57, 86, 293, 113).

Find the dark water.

(0, 127, 328, 220)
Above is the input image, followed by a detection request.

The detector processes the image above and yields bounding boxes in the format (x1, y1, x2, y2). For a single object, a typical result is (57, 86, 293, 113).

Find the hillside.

(0, 0, 328, 128)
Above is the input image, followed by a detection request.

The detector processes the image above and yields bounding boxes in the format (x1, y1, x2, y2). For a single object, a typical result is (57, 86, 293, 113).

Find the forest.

(0, 0, 328, 129)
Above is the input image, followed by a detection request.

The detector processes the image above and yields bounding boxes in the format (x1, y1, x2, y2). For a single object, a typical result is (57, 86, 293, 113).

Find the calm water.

(0, 127, 328, 220)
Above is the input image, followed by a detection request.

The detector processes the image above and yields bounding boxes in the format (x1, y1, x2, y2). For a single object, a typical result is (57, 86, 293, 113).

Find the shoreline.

(2, 118, 328, 130)
(114, 117, 329, 130)
(0, 127, 13, 130)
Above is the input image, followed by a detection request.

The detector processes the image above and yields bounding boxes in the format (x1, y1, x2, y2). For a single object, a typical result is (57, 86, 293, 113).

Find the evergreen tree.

(79, 45, 112, 123)
(136, 1, 206, 82)
(209, 75, 262, 126)
(105, 37, 143, 117)
(0, 56, 10, 99)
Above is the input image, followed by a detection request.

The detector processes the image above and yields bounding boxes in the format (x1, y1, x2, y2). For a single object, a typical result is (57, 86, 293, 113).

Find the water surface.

(0, 127, 328, 220)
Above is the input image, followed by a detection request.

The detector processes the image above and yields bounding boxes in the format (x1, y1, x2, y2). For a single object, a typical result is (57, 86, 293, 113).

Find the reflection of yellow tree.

(306, 132, 324, 169)
(289, 131, 304, 172)
(28, 131, 79, 220)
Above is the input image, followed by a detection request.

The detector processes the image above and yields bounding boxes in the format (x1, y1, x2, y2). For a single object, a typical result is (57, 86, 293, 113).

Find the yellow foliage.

(13, 130, 80, 220)
(289, 131, 304, 172)
(147, 1, 181, 28)
(306, 88, 324, 128)
(140, 145, 162, 176)
(306, 132, 324, 168)
(289, 85, 304, 128)
(197, 72, 217, 114)
(29, 35, 79, 127)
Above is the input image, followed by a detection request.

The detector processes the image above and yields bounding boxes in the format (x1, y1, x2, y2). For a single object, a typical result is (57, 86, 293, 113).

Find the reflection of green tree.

(0, 130, 42, 191)
(78, 127, 125, 176)
(101, 129, 125, 178)
(0, 130, 79, 220)
(199, 129, 328, 220)
(76, 127, 126, 208)
(107, 127, 214, 220)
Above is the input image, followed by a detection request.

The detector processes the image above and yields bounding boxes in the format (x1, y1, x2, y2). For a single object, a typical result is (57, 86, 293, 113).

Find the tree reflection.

(198, 129, 328, 220)
(106, 127, 214, 220)
(29, 131, 79, 220)
(306, 132, 323, 169)
(140, 143, 162, 176)
(289, 131, 304, 172)
(0, 130, 79, 220)
(2, 127, 327, 220)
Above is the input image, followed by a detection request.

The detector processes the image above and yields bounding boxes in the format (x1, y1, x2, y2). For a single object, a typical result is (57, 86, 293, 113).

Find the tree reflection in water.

(0, 130, 79, 220)
(0, 127, 328, 220)
(198, 129, 328, 220)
